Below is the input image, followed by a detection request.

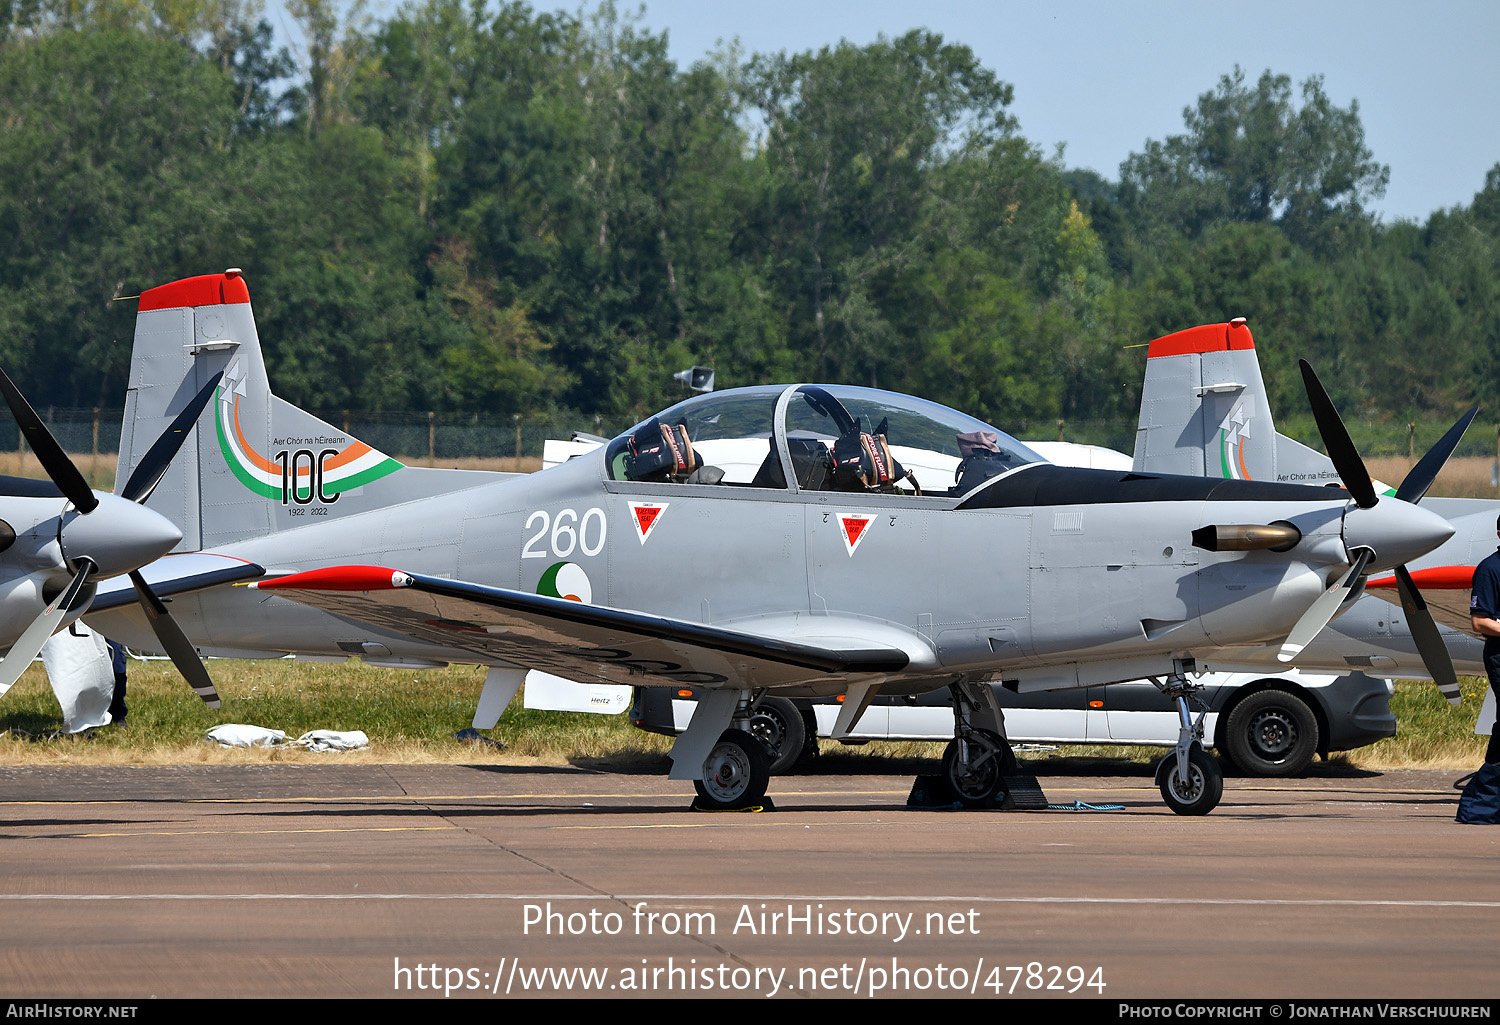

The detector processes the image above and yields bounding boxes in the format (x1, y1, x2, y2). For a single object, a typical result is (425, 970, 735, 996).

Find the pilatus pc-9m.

(85, 274, 1471, 815)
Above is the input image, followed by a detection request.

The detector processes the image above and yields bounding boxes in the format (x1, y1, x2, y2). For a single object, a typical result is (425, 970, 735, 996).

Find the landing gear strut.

(1149, 660, 1223, 815)
(942, 682, 1017, 807)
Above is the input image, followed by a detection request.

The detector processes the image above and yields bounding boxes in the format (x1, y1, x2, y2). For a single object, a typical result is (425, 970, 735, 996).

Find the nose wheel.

(1155, 744, 1223, 815)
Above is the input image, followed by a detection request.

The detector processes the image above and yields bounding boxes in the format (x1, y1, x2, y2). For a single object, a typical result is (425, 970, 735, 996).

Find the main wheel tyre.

(694, 729, 770, 809)
(1156, 745, 1223, 816)
(747, 697, 808, 775)
(1222, 690, 1319, 777)
(941, 729, 1014, 807)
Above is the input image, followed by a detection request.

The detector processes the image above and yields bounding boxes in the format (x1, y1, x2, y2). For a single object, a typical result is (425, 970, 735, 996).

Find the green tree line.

(0, 0, 1495, 444)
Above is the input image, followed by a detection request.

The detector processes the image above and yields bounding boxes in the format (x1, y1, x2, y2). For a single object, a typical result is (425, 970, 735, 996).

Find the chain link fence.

(8, 408, 638, 463)
(14, 408, 1500, 465)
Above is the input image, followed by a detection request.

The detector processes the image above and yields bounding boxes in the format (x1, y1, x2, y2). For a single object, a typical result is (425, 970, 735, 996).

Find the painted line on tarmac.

(9, 784, 1449, 806)
(33, 826, 464, 838)
(0, 893, 1496, 908)
(554, 823, 714, 830)
(3, 791, 926, 804)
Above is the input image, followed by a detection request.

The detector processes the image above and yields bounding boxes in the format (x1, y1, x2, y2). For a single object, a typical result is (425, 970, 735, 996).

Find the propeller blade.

(1393, 564, 1462, 706)
(129, 570, 220, 707)
(1279, 548, 1374, 662)
(0, 367, 97, 513)
(119, 372, 224, 505)
(0, 560, 94, 697)
(1298, 360, 1377, 510)
(1395, 407, 1479, 505)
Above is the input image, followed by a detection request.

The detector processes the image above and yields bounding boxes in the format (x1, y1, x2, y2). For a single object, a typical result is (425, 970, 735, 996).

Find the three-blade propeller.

(1278, 360, 1474, 705)
(0, 368, 223, 706)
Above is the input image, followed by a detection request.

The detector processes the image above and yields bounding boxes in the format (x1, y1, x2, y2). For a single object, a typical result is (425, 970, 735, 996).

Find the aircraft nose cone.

(59, 494, 183, 578)
(1342, 499, 1455, 571)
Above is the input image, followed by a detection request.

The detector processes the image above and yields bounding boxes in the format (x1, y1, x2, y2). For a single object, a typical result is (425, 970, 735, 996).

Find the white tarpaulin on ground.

(207, 724, 286, 747)
(206, 724, 369, 751)
(290, 730, 369, 751)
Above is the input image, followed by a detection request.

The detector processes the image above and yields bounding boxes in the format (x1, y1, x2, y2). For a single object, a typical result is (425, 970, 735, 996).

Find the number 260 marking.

(523, 507, 606, 558)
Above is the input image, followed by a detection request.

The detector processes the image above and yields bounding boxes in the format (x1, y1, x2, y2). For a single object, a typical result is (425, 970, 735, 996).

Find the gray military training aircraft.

(81, 271, 1474, 815)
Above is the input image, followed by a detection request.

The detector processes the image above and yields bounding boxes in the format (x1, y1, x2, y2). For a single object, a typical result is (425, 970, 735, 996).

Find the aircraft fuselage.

(88, 453, 1449, 697)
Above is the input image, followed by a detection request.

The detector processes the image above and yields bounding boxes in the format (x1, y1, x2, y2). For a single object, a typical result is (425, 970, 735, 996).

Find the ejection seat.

(620, 418, 724, 485)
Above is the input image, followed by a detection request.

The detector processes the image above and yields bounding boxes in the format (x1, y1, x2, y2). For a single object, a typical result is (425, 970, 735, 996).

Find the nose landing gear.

(1149, 660, 1224, 816)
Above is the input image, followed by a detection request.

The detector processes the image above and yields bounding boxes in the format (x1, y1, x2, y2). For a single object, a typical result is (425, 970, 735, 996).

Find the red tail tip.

(1146, 321, 1255, 359)
(138, 271, 250, 312)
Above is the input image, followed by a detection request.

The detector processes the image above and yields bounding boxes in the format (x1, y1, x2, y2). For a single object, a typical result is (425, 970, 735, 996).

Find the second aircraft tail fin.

(1133, 319, 1344, 488)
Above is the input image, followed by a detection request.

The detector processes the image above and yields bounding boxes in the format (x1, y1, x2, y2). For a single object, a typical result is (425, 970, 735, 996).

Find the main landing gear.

(1149, 660, 1224, 816)
(667, 689, 776, 810)
(694, 727, 770, 809)
(942, 681, 1017, 807)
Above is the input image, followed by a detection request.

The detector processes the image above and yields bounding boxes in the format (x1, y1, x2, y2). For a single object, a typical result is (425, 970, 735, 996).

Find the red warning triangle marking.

(635, 505, 662, 533)
(630, 501, 668, 544)
(839, 514, 873, 555)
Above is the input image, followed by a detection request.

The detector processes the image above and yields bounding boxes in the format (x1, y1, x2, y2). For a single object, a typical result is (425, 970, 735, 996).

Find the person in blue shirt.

(1467, 516, 1500, 763)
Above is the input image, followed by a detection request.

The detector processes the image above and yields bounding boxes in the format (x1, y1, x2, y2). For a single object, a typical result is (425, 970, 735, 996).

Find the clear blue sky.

(273, 0, 1500, 223)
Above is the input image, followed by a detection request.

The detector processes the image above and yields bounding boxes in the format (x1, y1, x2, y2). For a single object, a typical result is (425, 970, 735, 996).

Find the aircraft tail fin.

(1133, 319, 1342, 488)
(118, 270, 495, 551)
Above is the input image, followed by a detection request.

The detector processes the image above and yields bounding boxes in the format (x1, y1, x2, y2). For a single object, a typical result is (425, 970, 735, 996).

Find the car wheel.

(1222, 689, 1319, 777)
(747, 697, 808, 774)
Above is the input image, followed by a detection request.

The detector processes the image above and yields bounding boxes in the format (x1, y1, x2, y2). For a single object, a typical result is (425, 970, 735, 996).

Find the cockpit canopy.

(604, 384, 1042, 497)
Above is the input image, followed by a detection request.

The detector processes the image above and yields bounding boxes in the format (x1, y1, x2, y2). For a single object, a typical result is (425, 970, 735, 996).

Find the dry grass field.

(1367, 455, 1498, 499)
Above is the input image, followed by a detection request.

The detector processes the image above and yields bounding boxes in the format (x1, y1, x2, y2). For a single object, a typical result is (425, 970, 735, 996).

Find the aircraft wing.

(87, 553, 267, 612)
(247, 566, 912, 690)
(1365, 566, 1477, 636)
